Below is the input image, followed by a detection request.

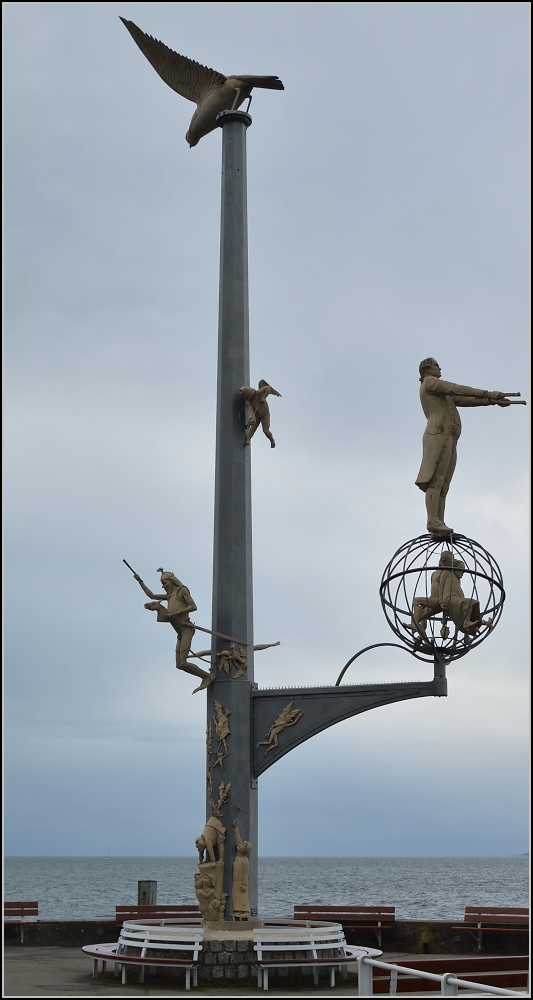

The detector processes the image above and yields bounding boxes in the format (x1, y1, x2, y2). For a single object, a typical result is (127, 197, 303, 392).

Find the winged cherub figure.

(120, 18, 284, 147)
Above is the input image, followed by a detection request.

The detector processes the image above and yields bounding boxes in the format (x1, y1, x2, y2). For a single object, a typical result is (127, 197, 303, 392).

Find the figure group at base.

(194, 815, 251, 922)
(415, 357, 522, 535)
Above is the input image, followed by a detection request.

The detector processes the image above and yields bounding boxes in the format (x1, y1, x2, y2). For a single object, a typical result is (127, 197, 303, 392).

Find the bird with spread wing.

(120, 18, 284, 147)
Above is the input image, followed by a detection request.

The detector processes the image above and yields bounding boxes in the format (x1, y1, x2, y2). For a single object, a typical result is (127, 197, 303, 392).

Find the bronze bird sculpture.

(120, 18, 284, 147)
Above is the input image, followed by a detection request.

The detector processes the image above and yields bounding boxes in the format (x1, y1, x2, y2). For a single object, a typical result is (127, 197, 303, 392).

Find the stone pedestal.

(197, 921, 357, 985)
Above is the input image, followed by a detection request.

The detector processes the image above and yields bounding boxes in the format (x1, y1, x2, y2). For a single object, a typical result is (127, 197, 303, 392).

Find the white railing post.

(441, 972, 459, 995)
(357, 955, 374, 995)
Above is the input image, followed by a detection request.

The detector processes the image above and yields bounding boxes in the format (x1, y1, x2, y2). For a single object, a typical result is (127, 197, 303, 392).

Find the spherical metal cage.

(380, 534, 505, 663)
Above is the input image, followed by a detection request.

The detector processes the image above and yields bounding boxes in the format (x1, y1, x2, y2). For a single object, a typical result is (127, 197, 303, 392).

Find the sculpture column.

(208, 110, 257, 919)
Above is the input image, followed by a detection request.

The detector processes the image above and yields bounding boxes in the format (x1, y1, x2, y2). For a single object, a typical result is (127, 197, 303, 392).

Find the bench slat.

(116, 904, 200, 924)
(295, 905, 394, 915)
(4, 902, 39, 918)
(464, 906, 528, 916)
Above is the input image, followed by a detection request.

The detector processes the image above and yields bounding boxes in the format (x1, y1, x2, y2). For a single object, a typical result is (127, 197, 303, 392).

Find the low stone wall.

(344, 920, 529, 957)
(4, 919, 117, 947)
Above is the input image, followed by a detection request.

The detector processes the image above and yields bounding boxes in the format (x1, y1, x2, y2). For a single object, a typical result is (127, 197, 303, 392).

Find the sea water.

(3, 855, 528, 922)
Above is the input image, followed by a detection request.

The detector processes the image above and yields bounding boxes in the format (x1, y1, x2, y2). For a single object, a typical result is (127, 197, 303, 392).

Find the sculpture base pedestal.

(198, 919, 355, 985)
(203, 918, 261, 932)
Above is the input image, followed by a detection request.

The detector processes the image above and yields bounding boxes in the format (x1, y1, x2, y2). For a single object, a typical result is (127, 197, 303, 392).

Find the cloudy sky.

(4, 2, 530, 860)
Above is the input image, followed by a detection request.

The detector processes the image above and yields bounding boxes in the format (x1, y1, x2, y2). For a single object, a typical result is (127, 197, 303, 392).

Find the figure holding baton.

(124, 562, 215, 693)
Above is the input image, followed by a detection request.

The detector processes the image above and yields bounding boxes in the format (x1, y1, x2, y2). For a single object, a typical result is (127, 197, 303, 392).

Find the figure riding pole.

(124, 562, 280, 684)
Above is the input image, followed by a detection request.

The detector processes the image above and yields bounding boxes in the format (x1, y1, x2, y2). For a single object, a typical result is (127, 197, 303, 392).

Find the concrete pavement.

(3, 947, 527, 998)
(4, 946, 363, 998)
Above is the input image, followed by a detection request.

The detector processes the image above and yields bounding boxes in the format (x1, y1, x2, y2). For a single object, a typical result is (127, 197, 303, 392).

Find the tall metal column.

(208, 110, 257, 919)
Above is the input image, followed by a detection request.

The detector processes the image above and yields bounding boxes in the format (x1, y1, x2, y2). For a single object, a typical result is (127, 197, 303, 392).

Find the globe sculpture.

(380, 534, 505, 663)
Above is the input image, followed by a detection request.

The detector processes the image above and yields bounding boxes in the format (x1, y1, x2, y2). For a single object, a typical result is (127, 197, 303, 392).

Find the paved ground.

(2, 948, 527, 998)
(3, 947, 361, 998)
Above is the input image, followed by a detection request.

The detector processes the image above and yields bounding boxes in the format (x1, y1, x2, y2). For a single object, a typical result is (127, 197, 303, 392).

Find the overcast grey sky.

(4, 2, 530, 859)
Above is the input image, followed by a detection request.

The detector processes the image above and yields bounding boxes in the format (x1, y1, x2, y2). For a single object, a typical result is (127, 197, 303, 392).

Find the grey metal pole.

(208, 110, 258, 919)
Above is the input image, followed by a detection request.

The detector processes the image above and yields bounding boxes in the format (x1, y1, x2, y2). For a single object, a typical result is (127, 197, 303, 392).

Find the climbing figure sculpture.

(240, 380, 281, 448)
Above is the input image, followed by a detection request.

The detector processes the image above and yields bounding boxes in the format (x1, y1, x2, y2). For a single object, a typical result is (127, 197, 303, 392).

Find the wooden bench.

(253, 922, 350, 991)
(82, 921, 203, 990)
(115, 904, 201, 927)
(293, 905, 395, 946)
(364, 954, 529, 993)
(4, 902, 39, 943)
(452, 905, 529, 950)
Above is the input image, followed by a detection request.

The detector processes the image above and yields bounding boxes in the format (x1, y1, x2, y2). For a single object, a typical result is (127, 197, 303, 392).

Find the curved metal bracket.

(336, 642, 449, 692)
(335, 642, 414, 686)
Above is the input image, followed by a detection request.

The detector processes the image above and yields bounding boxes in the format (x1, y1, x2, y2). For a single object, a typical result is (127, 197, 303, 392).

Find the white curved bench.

(82, 921, 203, 990)
(253, 920, 351, 991)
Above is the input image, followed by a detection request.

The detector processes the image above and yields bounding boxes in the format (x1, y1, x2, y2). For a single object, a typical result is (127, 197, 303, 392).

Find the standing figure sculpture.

(415, 358, 511, 534)
(240, 380, 281, 448)
(133, 568, 215, 693)
(231, 820, 252, 921)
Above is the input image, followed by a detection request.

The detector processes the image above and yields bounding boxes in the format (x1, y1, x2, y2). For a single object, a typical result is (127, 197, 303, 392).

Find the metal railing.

(356, 954, 527, 996)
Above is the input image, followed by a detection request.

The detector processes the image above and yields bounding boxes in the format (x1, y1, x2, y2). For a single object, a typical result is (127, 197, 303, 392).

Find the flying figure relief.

(120, 18, 284, 147)
(257, 702, 304, 755)
(213, 701, 232, 768)
(217, 644, 249, 678)
(216, 641, 280, 678)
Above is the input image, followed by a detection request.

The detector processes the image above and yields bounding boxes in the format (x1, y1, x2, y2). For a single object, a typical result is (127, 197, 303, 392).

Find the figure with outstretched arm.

(415, 358, 523, 534)
(128, 565, 215, 693)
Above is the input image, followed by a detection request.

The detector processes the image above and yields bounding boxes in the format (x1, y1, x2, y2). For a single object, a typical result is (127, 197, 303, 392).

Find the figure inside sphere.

(240, 380, 281, 448)
(404, 549, 491, 645)
(133, 568, 215, 693)
(403, 549, 456, 641)
(415, 358, 511, 533)
(438, 559, 491, 644)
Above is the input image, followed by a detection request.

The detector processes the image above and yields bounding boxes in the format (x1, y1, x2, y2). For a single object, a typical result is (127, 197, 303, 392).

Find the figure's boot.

(192, 672, 216, 694)
(437, 490, 449, 526)
(425, 488, 453, 534)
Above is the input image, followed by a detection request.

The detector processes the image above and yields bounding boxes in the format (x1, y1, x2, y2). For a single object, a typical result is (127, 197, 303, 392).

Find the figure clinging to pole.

(240, 380, 281, 448)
